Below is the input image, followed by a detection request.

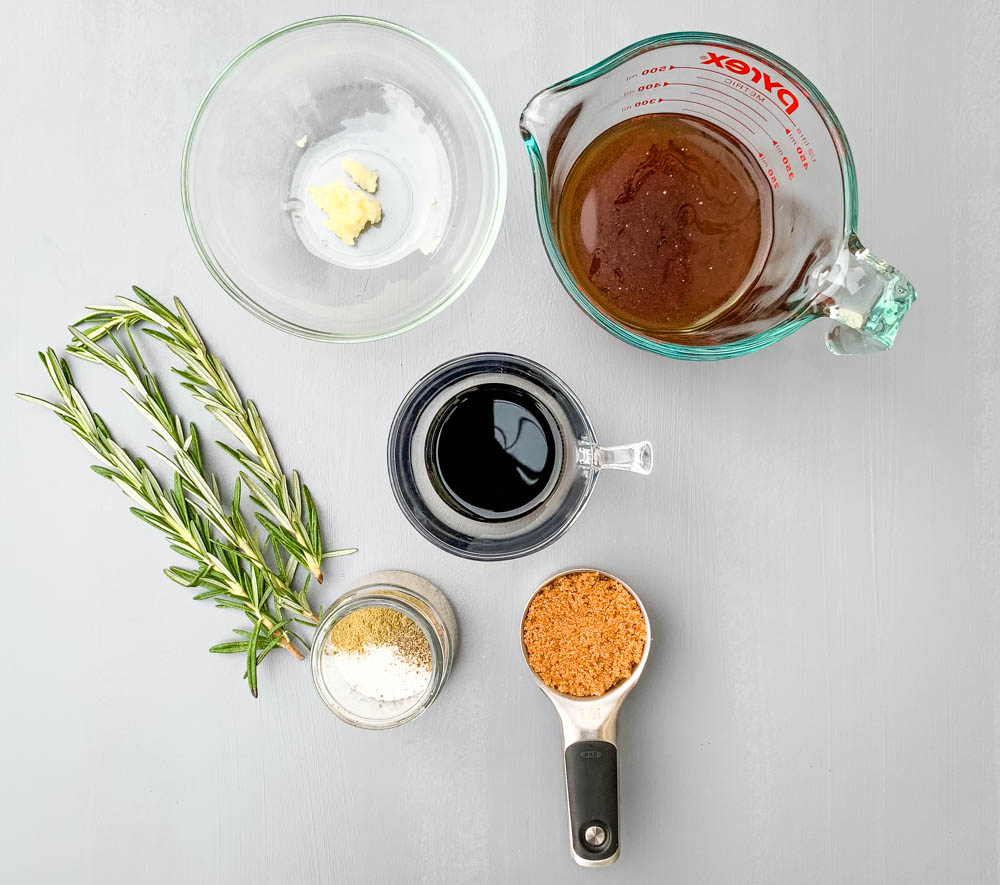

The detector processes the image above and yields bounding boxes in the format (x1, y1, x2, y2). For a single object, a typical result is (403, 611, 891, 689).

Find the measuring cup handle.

(820, 234, 917, 355)
(564, 740, 620, 865)
(585, 441, 654, 474)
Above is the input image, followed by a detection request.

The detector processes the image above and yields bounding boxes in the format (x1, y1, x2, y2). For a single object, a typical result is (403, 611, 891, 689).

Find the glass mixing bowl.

(182, 16, 507, 341)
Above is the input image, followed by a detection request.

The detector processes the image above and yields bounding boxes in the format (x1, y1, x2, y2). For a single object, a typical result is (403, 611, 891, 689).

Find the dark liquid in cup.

(428, 383, 557, 522)
(556, 113, 772, 339)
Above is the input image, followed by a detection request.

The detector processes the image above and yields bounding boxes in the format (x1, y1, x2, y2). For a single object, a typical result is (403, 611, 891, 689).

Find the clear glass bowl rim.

(520, 30, 859, 361)
(181, 15, 508, 342)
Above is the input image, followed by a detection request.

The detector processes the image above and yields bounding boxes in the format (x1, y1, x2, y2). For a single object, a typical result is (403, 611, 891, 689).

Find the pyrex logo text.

(701, 52, 799, 115)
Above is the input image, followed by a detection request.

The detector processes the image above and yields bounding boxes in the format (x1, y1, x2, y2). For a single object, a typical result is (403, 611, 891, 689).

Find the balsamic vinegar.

(428, 383, 557, 521)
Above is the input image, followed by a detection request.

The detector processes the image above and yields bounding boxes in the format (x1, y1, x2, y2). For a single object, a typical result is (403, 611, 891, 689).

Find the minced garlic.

(341, 158, 379, 193)
(308, 181, 382, 246)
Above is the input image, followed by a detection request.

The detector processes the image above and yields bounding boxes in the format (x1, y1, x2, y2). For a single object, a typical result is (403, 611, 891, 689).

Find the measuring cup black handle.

(564, 740, 619, 863)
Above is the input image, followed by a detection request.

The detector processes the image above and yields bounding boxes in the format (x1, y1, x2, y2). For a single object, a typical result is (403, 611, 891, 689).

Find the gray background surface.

(2, 1, 998, 882)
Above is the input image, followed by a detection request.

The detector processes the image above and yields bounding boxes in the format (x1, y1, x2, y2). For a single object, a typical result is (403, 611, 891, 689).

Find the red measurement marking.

(687, 87, 776, 140)
(783, 129, 815, 167)
(761, 139, 793, 180)
(695, 74, 766, 108)
(694, 74, 815, 171)
(674, 61, 799, 115)
(696, 74, 788, 131)
(680, 67, 795, 123)
(695, 53, 801, 114)
(682, 106, 760, 149)
(675, 81, 767, 122)
(749, 147, 780, 189)
(636, 80, 772, 139)
(677, 99, 756, 135)
(625, 91, 805, 178)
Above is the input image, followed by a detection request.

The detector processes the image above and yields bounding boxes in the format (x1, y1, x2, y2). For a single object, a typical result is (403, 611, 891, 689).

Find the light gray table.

(3, 1, 998, 882)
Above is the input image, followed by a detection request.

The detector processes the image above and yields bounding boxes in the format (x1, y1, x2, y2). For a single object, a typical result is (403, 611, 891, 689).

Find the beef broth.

(555, 113, 772, 339)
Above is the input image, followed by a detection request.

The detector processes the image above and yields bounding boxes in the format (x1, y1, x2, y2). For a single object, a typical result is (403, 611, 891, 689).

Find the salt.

(323, 644, 431, 702)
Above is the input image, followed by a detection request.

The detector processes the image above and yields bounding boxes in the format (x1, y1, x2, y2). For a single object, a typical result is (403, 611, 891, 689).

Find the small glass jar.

(311, 570, 457, 729)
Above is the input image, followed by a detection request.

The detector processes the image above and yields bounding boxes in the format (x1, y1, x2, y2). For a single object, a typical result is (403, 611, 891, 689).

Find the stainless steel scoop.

(520, 569, 652, 867)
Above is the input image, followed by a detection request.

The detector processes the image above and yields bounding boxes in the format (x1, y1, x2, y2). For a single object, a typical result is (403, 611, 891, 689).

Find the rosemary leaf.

(210, 641, 250, 654)
(246, 621, 261, 697)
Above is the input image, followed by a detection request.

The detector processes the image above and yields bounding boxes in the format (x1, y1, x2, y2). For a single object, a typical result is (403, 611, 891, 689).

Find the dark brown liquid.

(427, 384, 557, 522)
(556, 113, 771, 338)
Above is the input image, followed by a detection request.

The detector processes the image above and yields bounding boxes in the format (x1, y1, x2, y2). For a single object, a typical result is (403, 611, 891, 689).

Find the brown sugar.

(522, 571, 646, 697)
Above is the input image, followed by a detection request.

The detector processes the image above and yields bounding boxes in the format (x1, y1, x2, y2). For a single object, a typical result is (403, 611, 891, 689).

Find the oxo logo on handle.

(700, 52, 800, 116)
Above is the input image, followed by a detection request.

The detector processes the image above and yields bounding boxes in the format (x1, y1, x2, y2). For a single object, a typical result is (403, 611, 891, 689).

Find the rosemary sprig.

(69, 288, 348, 585)
(18, 288, 356, 697)
(17, 351, 300, 692)
(65, 325, 319, 624)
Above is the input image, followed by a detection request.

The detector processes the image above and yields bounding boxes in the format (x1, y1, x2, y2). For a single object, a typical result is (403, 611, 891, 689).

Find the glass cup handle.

(819, 234, 917, 355)
(584, 441, 653, 475)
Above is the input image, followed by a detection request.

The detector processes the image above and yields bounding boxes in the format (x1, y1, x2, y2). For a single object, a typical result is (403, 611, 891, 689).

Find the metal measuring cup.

(520, 569, 652, 867)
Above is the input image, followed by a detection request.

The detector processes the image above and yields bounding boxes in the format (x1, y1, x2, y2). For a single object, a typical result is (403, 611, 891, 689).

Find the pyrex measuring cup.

(521, 569, 652, 867)
(520, 33, 917, 359)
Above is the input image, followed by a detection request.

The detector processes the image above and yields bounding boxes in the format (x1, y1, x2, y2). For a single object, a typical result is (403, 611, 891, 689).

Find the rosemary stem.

(164, 513, 301, 657)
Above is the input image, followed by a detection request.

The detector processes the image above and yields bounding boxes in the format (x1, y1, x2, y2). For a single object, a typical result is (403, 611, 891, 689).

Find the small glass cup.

(387, 353, 653, 561)
(310, 570, 457, 729)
